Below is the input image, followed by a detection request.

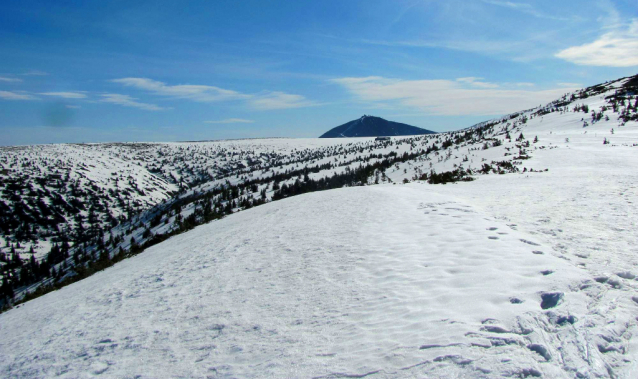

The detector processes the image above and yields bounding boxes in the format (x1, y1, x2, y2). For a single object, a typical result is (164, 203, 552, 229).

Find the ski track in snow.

(0, 186, 604, 378)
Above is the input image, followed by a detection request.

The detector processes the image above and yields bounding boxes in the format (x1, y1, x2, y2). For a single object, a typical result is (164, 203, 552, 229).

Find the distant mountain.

(319, 115, 437, 138)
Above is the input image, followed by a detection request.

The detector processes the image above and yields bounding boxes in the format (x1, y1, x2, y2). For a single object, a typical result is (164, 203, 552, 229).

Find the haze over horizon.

(1, 0, 637, 145)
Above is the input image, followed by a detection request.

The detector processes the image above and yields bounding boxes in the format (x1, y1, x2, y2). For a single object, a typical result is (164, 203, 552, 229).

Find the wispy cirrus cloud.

(555, 19, 638, 67)
(39, 92, 88, 99)
(111, 78, 251, 102)
(482, 0, 528, 9)
(332, 76, 577, 116)
(250, 92, 317, 110)
(205, 118, 254, 124)
(456, 77, 499, 89)
(327, 34, 538, 62)
(0, 91, 37, 100)
(111, 77, 317, 111)
(0, 77, 22, 83)
(481, 0, 575, 21)
(318, 1, 578, 64)
(21, 70, 48, 76)
(100, 93, 167, 111)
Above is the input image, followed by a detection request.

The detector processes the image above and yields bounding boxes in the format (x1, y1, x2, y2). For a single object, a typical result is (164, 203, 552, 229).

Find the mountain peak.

(320, 116, 436, 138)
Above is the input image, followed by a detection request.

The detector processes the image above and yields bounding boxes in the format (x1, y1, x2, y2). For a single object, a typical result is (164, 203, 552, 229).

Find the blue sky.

(0, 0, 637, 145)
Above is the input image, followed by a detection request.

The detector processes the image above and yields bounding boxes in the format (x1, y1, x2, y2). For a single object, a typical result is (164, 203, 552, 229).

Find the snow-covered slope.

(0, 185, 607, 378)
(0, 136, 412, 260)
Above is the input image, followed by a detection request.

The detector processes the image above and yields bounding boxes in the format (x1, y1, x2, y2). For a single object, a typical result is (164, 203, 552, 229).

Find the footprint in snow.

(617, 271, 636, 280)
(540, 292, 563, 309)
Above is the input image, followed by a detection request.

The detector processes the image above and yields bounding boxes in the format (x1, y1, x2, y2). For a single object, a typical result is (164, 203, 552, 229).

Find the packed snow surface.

(1, 182, 628, 378)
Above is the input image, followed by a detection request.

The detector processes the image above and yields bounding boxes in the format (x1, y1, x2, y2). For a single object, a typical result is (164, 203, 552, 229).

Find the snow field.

(422, 118, 638, 377)
(0, 185, 594, 378)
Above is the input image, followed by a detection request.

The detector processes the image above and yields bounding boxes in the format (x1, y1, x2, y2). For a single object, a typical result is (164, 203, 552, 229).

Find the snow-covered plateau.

(1, 75, 638, 377)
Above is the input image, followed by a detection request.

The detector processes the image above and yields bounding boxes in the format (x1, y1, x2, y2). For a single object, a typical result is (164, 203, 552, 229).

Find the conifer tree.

(1, 275, 13, 300)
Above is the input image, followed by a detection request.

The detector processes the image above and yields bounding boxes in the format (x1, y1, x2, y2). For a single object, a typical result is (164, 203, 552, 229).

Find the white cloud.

(456, 77, 499, 89)
(112, 77, 318, 111)
(39, 92, 87, 99)
(556, 19, 638, 67)
(0, 91, 36, 100)
(332, 76, 578, 116)
(205, 118, 255, 124)
(100, 94, 167, 111)
(0, 77, 22, 83)
(111, 78, 251, 102)
(66, 105, 81, 109)
(250, 92, 316, 110)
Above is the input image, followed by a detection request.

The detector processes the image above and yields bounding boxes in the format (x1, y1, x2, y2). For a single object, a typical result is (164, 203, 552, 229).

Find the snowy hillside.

(0, 74, 637, 377)
(2, 171, 638, 377)
(0, 186, 611, 377)
(0, 136, 419, 260)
